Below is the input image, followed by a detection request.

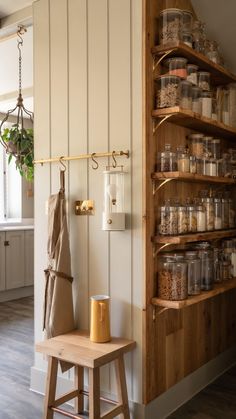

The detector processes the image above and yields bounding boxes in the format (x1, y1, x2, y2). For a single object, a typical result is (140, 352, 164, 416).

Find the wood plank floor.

(1, 296, 236, 419)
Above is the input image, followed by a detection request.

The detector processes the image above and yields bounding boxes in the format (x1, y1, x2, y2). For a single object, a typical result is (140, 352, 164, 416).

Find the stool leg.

(43, 356, 58, 419)
(115, 356, 130, 419)
(74, 365, 84, 413)
(89, 368, 100, 419)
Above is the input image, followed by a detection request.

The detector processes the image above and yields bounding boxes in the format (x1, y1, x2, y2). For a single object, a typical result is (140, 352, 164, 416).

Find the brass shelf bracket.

(152, 306, 169, 321)
(152, 178, 173, 195)
(152, 114, 174, 135)
(153, 49, 175, 72)
(153, 242, 172, 259)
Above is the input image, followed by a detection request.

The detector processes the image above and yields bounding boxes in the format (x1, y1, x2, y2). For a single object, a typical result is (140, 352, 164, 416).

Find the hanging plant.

(1, 124, 34, 181)
(0, 26, 34, 182)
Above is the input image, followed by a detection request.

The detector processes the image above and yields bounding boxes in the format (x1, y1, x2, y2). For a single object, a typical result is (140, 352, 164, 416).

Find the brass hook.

(59, 156, 66, 172)
(112, 151, 117, 168)
(91, 153, 99, 170)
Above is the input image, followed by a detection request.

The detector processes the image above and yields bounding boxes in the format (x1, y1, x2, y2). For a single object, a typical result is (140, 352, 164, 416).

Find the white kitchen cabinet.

(24, 230, 34, 286)
(6, 231, 25, 290)
(0, 232, 5, 291)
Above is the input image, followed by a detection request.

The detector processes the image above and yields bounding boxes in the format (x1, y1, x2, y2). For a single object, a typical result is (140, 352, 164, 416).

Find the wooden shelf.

(153, 229, 236, 245)
(152, 42, 236, 86)
(152, 172, 236, 185)
(152, 278, 236, 309)
(152, 107, 236, 139)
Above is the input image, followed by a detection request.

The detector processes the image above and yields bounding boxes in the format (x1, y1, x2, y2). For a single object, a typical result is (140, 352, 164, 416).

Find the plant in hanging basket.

(1, 124, 34, 181)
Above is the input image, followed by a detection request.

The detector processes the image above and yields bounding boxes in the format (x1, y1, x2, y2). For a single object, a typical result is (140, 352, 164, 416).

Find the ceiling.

(0, 0, 32, 18)
(191, 0, 236, 73)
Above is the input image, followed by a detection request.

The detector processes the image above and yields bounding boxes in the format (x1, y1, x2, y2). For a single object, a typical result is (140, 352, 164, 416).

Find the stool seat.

(36, 330, 136, 419)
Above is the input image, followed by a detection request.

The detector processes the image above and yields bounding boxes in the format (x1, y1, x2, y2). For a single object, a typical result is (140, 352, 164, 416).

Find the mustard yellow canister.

(90, 295, 111, 343)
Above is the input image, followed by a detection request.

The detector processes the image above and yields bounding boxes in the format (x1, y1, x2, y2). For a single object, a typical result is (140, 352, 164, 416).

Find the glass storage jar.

(188, 205, 197, 232)
(201, 91, 212, 118)
(214, 198, 222, 230)
(205, 158, 218, 176)
(185, 251, 201, 295)
(192, 20, 205, 53)
(212, 98, 218, 121)
(165, 57, 187, 78)
(188, 133, 204, 157)
(198, 71, 210, 91)
(192, 86, 202, 114)
(229, 198, 235, 228)
(159, 205, 178, 235)
(206, 40, 220, 64)
(187, 64, 198, 85)
(213, 247, 222, 283)
(157, 144, 178, 172)
(193, 242, 214, 290)
(182, 10, 193, 32)
(221, 198, 229, 229)
(201, 197, 214, 231)
(178, 205, 189, 234)
(231, 243, 236, 276)
(202, 136, 213, 156)
(196, 158, 203, 174)
(177, 146, 190, 172)
(189, 155, 197, 174)
(210, 139, 221, 159)
(222, 153, 232, 177)
(156, 75, 180, 108)
(196, 205, 206, 232)
(182, 31, 192, 47)
(179, 80, 192, 109)
(158, 255, 188, 301)
(159, 8, 183, 45)
(220, 260, 232, 281)
(222, 89, 230, 126)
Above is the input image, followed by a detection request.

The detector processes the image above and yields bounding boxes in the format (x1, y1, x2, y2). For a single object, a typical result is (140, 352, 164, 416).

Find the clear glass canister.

(205, 158, 218, 176)
(210, 139, 221, 159)
(201, 197, 214, 231)
(182, 10, 193, 32)
(214, 198, 222, 230)
(201, 91, 212, 118)
(156, 75, 180, 108)
(182, 31, 192, 47)
(212, 98, 218, 121)
(166, 57, 187, 79)
(222, 89, 230, 126)
(196, 158, 203, 175)
(206, 40, 220, 64)
(178, 205, 189, 234)
(159, 205, 178, 235)
(192, 20, 205, 53)
(179, 80, 192, 109)
(190, 155, 197, 174)
(213, 247, 222, 283)
(202, 136, 213, 156)
(222, 198, 229, 229)
(185, 251, 201, 295)
(188, 133, 204, 158)
(192, 86, 202, 114)
(159, 8, 183, 45)
(229, 83, 236, 128)
(198, 71, 210, 91)
(222, 153, 232, 177)
(231, 244, 236, 276)
(193, 242, 214, 291)
(220, 260, 232, 281)
(196, 205, 206, 232)
(187, 64, 198, 85)
(157, 144, 178, 172)
(158, 255, 188, 301)
(177, 146, 190, 172)
(188, 205, 197, 232)
(229, 198, 235, 228)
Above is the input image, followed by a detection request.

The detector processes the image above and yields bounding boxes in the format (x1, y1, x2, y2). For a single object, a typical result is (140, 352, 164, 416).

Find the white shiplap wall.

(32, 0, 143, 408)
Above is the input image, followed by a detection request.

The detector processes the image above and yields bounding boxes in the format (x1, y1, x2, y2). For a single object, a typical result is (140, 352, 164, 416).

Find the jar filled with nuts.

(198, 71, 211, 91)
(185, 251, 201, 295)
(159, 8, 183, 45)
(158, 255, 188, 301)
(178, 205, 189, 234)
(156, 75, 180, 108)
(157, 144, 178, 172)
(201, 197, 214, 231)
(159, 204, 178, 235)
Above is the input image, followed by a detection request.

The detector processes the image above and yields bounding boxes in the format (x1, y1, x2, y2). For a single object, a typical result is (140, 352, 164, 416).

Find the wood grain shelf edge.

(152, 172, 236, 184)
(153, 229, 236, 244)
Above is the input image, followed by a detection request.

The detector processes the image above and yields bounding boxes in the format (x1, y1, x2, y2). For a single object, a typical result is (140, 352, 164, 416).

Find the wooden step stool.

(36, 330, 136, 419)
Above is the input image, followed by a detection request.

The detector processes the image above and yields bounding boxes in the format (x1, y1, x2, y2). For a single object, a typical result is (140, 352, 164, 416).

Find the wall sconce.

(102, 166, 125, 231)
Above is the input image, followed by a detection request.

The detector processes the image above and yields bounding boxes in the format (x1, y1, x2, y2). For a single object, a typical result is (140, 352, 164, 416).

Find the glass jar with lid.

(193, 242, 214, 290)
(214, 198, 222, 230)
(165, 57, 187, 79)
(221, 198, 229, 229)
(229, 198, 235, 228)
(198, 71, 211, 91)
(222, 153, 232, 177)
(157, 144, 178, 172)
(189, 155, 197, 174)
(156, 75, 180, 108)
(182, 10, 193, 32)
(177, 146, 190, 172)
(202, 136, 213, 156)
(179, 80, 192, 109)
(196, 205, 206, 232)
(178, 205, 189, 234)
(205, 158, 218, 176)
(201, 91, 212, 118)
(210, 139, 221, 159)
(187, 205, 197, 232)
(192, 86, 202, 114)
(201, 197, 214, 231)
(158, 255, 188, 300)
(187, 64, 198, 85)
(188, 133, 204, 157)
(206, 40, 220, 64)
(212, 98, 218, 121)
(159, 204, 178, 235)
(185, 251, 201, 295)
(159, 8, 183, 45)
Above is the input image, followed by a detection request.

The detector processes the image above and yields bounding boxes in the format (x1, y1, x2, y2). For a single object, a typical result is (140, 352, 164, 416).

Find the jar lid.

(187, 64, 198, 71)
(160, 8, 183, 14)
(198, 71, 210, 76)
(188, 133, 203, 139)
(156, 74, 181, 83)
(185, 251, 199, 259)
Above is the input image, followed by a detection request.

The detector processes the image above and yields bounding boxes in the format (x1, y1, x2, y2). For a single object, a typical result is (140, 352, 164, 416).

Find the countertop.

(0, 218, 34, 231)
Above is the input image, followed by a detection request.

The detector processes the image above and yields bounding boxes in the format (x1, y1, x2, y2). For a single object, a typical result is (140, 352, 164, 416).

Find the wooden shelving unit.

(152, 172, 236, 185)
(152, 107, 236, 139)
(152, 278, 236, 309)
(153, 229, 236, 245)
(152, 41, 236, 85)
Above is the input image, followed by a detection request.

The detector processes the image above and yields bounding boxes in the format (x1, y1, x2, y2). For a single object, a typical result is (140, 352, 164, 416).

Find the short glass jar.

(187, 64, 198, 85)
(182, 31, 192, 47)
(159, 205, 178, 235)
(158, 255, 188, 301)
(185, 251, 201, 295)
(165, 57, 187, 78)
(214, 198, 222, 230)
(193, 242, 214, 291)
(196, 205, 206, 232)
(179, 80, 193, 109)
(202, 136, 213, 156)
(201, 91, 212, 118)
(192, 86, 202, 114)
(177, 146, 190, 172)
(198, 71, 211, 91)
(204, 158, 218, 176)
(188, 205, 197, 232)
(157, 144, 178, 172)
(206, 40, 220, 65)
(178, 205, 189, 234)
(159, 8, 183, 45)
(156, 75, 180, 108)
(189, 155, 197, 174)
(201, 197, 214, 231)
(188, 133, 204, 157)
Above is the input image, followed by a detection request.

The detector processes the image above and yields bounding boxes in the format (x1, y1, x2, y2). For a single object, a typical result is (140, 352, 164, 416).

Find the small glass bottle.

(214, 198, 222, 230)
(159, 204, 178, 235)
(179, 80, 193, 109)
(157, 144, 178, 172)
(189, 155, 197, 174)
(196, 205, 206, 232)
(185, 251, 201, 295)
(178, 205, 189, 234)
(177, 146, 190, 172)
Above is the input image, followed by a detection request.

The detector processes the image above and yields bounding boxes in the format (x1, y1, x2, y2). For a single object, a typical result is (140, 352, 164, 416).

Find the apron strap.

(44, 268, 73, 283)
(60, 169, 65, 194)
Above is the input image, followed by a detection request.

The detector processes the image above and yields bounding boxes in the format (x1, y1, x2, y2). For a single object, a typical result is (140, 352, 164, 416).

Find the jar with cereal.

(159, 204, 178, 235)
(156, 75, 180, 108)
(159, 8, 183, 45)
(178, 205, 189, 234)
(158, 255, 188, 301)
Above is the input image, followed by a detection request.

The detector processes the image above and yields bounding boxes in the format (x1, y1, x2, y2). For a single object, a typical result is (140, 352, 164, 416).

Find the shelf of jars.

(152, 172, 236, 185)
(152, 107, 236, 139)
(152, 42, 236, 86)
(151, 277, 236, 309)
(152, 229, 236, 245)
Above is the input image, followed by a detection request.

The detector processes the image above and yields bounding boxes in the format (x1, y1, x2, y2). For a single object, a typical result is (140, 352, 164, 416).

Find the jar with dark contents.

(158, 255, 188, 301)
(157, 144, 178, 172)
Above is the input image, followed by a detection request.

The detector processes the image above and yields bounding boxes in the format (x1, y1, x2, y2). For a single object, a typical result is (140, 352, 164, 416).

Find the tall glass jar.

(187, 64, 198, 85)
(196, 205, 206, 232)
(177, 146, 190, 172)
(157, 144, 178, 172)
(185, 251, 201, 295)
(222, 89, 229, 126)
(158, 255, 188, 300)
(182, 10, 193, 32)
(179, 80, 192, 109)
(222, 198, 229, 229)
(201, 91, 212, 118)
(178, 205, 189, 234)
(214, 198, 222, 230)
(159, 8, 183, 45)
(231, 242, 236, 277)
(156, 75, 180, 108)
(229, 198, 235, 228)
(222, 153, 232, 177)
(213, 247, 222, 283)
(159, 205, 178, 235)
(188, 205, 197, 232)
(201, 197, 214, 231)
(210, 139, 221, 159)
(193, 242, 214, 291)
(188, 133, 204, 157)
(192, 20, 205, 53)
(192, 86, 202, 114)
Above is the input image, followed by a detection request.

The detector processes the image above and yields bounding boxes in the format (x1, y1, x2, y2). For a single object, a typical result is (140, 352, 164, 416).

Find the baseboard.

(30, 346, 236, 419)
(0, 285, 34, 302)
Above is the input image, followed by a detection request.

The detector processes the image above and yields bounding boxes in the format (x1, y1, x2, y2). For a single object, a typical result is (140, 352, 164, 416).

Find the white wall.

(32, 0, 143, 410)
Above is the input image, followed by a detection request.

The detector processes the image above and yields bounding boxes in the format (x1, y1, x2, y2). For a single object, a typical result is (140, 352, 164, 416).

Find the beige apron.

(43, 171, 75, 372)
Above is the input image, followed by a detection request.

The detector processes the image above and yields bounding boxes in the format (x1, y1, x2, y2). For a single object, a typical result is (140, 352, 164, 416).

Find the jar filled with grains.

(196, 205, 206, 231)
(187, 64, 198, 85)
(185, 251, 201, 295)
(192, 86, 202, 114)
(159, 205, 178, 235)
(159, 8, 183, 45)
(156, 75, 180, 108)
(201, 197, 214, 231)
(187, 205, 197, 232)
(177, 146, 190, 172)
(178, 205, 189, 234)
(157, 144, 178, 172)
(179, 80, 193, 109)
(198, 71, 211, 91)
(158, 255, 188, 301)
